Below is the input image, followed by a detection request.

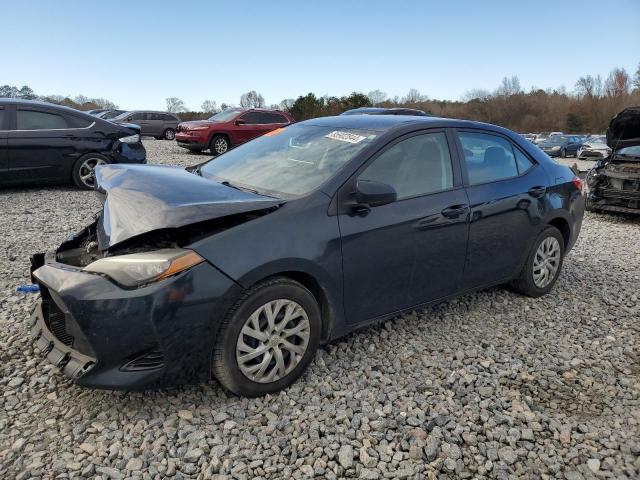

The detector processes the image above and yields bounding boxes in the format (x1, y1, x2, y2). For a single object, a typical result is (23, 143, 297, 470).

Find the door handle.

(441, 204, 468, 219)
(528, 186, 546, 198)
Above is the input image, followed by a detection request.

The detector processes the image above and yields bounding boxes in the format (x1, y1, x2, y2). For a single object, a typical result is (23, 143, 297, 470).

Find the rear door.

(146, 113, 165, 136)
(454, 129, 548, 288)
(0, 106, 8, 175)
(7, 107, 79, 182)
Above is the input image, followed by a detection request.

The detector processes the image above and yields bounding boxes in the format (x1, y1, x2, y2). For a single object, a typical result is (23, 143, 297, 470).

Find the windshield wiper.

(220, 180, 260, 195)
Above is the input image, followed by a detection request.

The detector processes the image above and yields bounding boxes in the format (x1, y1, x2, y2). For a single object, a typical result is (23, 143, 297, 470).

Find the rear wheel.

(71, 153, 109, 190)
(163, 128, 176, 140)
(210, 135, 230, 155)
(510, 226, 565, 297)
(212, 277, 321, 397)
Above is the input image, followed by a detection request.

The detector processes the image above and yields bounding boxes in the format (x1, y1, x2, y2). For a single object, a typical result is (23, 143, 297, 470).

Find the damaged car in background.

(585, 107, 640, 214)
(29, 115, 583, 397)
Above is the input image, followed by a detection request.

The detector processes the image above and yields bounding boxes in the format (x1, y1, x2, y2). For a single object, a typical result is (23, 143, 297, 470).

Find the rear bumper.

(30, 252, 241, 390)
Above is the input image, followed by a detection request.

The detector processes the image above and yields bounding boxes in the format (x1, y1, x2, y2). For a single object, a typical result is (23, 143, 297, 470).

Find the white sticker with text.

(324, 131, 369, 144)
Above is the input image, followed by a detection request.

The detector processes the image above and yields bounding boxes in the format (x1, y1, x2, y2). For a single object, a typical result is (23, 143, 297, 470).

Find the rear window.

(17, 110, 68, 130)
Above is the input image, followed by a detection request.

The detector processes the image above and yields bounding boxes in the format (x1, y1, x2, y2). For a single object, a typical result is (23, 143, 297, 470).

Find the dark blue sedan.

(30, 115, 584, 396)
(538, 135, 583, 158)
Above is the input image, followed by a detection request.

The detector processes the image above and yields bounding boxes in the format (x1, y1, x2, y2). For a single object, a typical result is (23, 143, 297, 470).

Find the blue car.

(538, 135, 583, 158)
(30, 115, 584, 396)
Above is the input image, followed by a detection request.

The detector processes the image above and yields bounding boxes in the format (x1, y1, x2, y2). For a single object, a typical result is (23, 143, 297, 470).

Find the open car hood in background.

(607, 107, 640, 150)
(94, 164, 282, 250)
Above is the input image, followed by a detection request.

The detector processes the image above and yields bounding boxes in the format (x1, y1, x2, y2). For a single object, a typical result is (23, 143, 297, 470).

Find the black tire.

(212, 277, 321, 397)
(560, 148, 567, 158)
(163, 128, 176, 140)
(210, 134, 230, 155)
(71, 153, 110, 190)
(510, 225, 565, 298)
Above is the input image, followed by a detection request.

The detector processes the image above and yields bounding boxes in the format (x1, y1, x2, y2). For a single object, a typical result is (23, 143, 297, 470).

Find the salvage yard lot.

(1, 139, 639, 479)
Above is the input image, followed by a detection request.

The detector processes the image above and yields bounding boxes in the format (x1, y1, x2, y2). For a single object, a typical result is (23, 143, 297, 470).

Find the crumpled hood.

(94, 164, 282, 250)
(607, 107, 640, 150)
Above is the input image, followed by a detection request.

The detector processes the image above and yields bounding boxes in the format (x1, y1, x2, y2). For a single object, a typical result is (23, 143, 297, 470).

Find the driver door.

(337, 130, 469, 325)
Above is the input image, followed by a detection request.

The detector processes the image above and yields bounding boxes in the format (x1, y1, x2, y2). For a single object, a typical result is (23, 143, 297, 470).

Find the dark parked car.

(341, 107, 431, 116)
(0, 99, 146, 189)
(585, 107, 640, 214)
(96, 109, 126, 120)
(537, 135, 583, 157)
(112, 110, 181, 140)
(30, 115, 584, 395)
(175, 108, 295, 155)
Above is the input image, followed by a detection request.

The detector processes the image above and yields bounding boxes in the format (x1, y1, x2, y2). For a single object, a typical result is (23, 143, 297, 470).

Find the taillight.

(571, 176, 583, 192)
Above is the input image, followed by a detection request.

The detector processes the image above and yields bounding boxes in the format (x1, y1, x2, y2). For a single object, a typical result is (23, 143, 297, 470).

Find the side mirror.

(127, 117, 133, 122)
(355, 179, 397, 208)
(235, 119, 246, 126)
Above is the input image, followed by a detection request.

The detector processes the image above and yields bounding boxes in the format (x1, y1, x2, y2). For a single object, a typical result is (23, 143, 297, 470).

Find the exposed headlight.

(119, 134, 140, 144)
(551, 145, 561, 151)
(84, 249, 204, 288)
(582, 145, 591, 150)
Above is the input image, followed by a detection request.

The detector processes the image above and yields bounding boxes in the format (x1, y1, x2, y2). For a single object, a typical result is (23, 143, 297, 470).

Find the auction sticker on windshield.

(325, 131, 369, 144)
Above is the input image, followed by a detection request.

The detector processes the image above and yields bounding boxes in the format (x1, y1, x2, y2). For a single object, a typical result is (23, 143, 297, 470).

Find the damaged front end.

(585, 160, 640, 213)
(28, 163, 283, 389)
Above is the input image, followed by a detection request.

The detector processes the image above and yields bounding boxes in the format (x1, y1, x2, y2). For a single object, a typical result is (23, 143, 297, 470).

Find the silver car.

(578, 135, 611, 160)
(112, 111, 181, 140)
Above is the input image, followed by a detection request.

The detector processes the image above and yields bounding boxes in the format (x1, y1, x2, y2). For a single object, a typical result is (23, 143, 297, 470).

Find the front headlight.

(189, 126, 209, 131)
(119, 134, 140, 144)
(84, 249, 204, 288)
(551, 145, 561, 151)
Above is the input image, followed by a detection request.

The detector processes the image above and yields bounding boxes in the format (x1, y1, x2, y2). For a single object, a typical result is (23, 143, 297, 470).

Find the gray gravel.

(1, 138, 639, 479)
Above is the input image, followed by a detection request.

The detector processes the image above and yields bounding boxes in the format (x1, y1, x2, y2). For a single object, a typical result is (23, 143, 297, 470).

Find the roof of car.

(302, 114, 491, 132)
(0, 98, 93, 116)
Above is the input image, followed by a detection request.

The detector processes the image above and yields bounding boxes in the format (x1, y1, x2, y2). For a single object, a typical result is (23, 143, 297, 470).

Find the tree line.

(2, 63, 639, 132)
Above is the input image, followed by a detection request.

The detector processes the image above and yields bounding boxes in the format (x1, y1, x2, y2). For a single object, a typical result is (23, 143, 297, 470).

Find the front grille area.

(42, 298, 74, 347)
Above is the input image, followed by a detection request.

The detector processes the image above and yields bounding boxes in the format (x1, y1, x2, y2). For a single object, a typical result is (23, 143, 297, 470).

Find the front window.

(207, 110, 242, 122)
(200, 124, 377, 197)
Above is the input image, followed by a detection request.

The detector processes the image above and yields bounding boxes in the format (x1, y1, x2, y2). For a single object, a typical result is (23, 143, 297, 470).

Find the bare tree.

(74, 94, 89, 105)
(240, 91, 265, 109)
(279, 98, 295, 111)
(93, 98, 118, 109)
(604, 68, 630, 97)
(495, 76, 521, 96)
(632, 63, 640, 91)
(462, 88, 492, 101)
(201, 100, 218, 113)
(403, 88, 427, 103)
(367, 89, 387, 105)
(166, 97, 187, 112)
(575, 75, 597, 97)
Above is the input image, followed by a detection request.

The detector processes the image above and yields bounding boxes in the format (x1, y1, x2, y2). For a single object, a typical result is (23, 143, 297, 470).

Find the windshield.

(207, 110, 242, 122)
(616, 145, 640, 157)
(113, 111, 132, 121)
(200, 124, 377, 196)
(588, 136, 606, 144)
(547, 136, 568, 144)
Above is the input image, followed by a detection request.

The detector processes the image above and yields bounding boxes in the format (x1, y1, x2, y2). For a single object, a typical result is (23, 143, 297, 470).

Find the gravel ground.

(1, 138, 639, 479)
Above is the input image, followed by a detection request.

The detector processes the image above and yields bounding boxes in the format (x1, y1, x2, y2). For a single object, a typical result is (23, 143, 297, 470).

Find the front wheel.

(210, 135, 230, 155)
(163, 128, 176, 140)
(560, 148, 567, 158)
(510, 226, 565, 297)
(212, 277, 321, 397)
(71, 153, 109, 190)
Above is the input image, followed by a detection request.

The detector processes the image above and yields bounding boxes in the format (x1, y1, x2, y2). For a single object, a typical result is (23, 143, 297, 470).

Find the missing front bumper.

(31, 300, 96, 380)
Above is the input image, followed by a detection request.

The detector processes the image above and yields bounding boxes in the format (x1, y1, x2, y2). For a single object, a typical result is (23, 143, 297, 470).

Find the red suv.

(175, 108, 295, 155)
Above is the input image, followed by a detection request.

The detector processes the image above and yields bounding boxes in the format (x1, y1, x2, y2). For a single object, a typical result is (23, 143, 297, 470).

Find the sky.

(3, 0, 639, 111)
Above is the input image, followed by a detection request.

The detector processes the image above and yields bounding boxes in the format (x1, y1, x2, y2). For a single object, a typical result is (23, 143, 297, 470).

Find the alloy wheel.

(532, 237, 561, 288)
(78, 158, 107, 188)
(165, 129, 176, 140)
(214, 137, 228, 155)
(236, 299, 310, 383)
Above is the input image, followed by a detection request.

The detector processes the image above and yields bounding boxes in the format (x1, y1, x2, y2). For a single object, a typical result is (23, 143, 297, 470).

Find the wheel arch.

(547, 216, 571, 249)
(208, 131, 233, 148)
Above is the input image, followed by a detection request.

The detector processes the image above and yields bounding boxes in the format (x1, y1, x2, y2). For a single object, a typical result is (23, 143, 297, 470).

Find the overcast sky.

(3, 0, 639, 110)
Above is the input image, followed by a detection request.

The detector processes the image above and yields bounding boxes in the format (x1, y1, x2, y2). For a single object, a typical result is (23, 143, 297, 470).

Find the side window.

(457, 132, 518, 184)
(17, 110, 68, 130)
(0, 109, 5, 129)
(241, 112, 262, 125)
(514, 146, 534, 174)
(359, 132, 454, 200)
(130, 112, 145, 121)
(67, 115, 93, 128)
(262, 113, 287, 124)
(162, 114, 176, 122)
